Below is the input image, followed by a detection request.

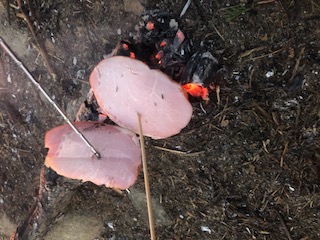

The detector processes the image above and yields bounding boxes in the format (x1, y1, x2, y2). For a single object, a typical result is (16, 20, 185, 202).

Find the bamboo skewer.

(137, 113, 156, 240)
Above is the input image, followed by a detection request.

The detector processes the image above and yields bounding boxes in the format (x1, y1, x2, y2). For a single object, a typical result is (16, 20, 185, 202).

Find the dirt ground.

(1, 0, 320, 239)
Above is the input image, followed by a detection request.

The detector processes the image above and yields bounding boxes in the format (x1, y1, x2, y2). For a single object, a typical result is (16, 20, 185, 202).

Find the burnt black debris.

(78, 10, 224, 121)
(137, 10, 223, 90)
(181, 48, 221, 87)
(110, 10, 222, 88)
(138, 10, 192, 80)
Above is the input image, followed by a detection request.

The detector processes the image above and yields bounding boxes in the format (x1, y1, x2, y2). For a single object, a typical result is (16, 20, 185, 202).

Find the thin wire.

(0, 37, 101, 159)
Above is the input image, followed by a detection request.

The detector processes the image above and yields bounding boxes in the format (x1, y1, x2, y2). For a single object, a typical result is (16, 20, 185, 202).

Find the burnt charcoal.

(153, 29, 191, 80)
(110, 40, 153, 61)
(75, 90, 100, 122)
(138, 10, 192, 80)
(75, 100, 100, 122)
(288, 73, 305, 94)
(106, 9, 224, 102)
(61, 79, 81, 97)
(139, 10, 180, 46)
(105, 10, 192, 81)
(181, 49, 221, 87)
(137, 10, 223, 90)
(109, 40, 133, 57)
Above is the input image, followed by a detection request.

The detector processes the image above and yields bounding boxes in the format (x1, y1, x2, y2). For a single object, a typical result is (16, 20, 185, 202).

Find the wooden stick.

(6, 0, 11, 25)
(16, 0, 57, 80)
(278, 213, 293, 240)
(137, 113, 156, 240)
(153, 146, 205, 156)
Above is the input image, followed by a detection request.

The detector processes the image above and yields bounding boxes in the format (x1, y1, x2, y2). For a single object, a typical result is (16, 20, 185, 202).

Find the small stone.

(73, 57, 77, 66)
(265, 70, 274, 78)
(7, 74, 11, 83)
(201, 226, 212, 234)
(107, 222, 114, 230)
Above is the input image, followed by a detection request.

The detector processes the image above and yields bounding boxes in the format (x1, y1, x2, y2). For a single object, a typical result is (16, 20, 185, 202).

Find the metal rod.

(180, 0, 192, 18)
(0, 37, 101, 159)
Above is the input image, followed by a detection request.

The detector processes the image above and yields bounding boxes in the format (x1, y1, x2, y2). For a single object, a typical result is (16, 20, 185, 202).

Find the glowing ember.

(146, 21, 154, 31)
(175, 29, 185, 44)
(155, 51, 163, 61)
(159, 41, 167, 47)
(122, 43, 129, 50)
(182, 83, 209, 101)
(130, 52, 136, 59)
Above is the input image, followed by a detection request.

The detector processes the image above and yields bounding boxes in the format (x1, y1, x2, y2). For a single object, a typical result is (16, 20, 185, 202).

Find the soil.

(1, 0, 320, 239)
